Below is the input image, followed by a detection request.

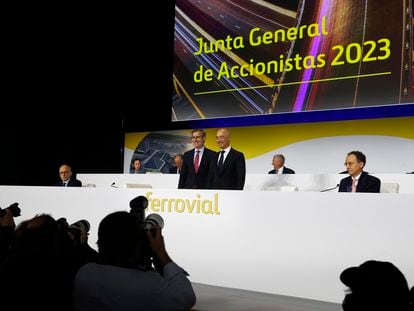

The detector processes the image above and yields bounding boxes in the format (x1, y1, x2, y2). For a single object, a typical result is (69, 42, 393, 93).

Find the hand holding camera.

(146, 225, 172, 271)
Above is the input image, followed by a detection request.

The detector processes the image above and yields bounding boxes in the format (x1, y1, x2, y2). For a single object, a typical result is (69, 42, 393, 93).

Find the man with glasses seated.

(56, 164, 82, 187)
(339, 151, 380, 193)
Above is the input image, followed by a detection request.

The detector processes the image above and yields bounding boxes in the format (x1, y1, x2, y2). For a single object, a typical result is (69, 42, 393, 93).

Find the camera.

(0, 202, 21, 218)
(144, 213, 164, 230)
(129, 196, 164, 270)
(129, 196, 164, 230)
(70, 219, 90, 234)
(129, 196, 148, 224)
(68, 219, 90, 245)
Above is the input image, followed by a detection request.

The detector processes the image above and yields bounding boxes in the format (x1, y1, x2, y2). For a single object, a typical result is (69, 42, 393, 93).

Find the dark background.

(1, 3, 176, 186)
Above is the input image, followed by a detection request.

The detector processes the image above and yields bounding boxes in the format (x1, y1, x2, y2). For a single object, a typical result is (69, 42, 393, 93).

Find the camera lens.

(144, 214, 164, 230)
(71, 219, 90, 233)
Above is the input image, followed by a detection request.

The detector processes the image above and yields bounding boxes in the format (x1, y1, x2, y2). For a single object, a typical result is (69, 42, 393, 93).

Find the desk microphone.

(320, 184, 339, 192)
(111, 182, 118, 188)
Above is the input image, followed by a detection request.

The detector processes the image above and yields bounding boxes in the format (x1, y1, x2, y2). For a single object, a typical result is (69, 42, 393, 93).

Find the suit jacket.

(169, 167, 180, 174)
(338, 171, 381, 193)
(56, 178, 82, 187)
(211, 148, 246, 190)
(130, 169, 146, 174)
(268, 167, 295, 174)
(178, 148, 216, 189)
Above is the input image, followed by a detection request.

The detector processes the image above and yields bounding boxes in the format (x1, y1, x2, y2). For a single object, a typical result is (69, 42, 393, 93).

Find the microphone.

(111, 182, 118, 188)
(320, 184, 339, 192)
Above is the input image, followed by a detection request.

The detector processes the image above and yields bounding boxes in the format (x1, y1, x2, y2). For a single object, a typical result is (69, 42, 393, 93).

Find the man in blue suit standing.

(178, 129, 215, 189)
(211, 128, 246, 190)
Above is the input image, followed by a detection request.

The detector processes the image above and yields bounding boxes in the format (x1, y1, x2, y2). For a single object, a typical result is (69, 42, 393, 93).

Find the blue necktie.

(218, 150, 225, 173)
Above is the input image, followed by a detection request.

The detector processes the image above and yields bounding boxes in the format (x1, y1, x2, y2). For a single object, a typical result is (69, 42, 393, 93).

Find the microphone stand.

(320, 184, 339, 192)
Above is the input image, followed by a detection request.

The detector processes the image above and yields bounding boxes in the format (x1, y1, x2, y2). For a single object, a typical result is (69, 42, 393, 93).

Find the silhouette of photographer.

(340, 260, 413, 310)
(73, 210, 196, 311)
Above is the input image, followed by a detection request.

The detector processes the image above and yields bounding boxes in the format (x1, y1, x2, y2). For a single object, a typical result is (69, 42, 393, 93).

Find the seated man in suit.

(169, 154, 183, 174)
(56, 164, 82, 187)
(268, 154, 295, 174)
(338, 151, 380, 193)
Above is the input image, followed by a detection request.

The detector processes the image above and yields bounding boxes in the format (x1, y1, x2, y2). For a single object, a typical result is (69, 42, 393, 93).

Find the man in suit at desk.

(338, 151, 381, 193)
(268, 154, 295, 174)
(56, 164, 82, 187)
(169, 154, 183, 174)
(178, 129, 215, 189)
(211, 128, 246, 190)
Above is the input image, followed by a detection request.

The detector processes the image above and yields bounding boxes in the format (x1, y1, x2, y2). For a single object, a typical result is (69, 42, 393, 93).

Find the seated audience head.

(15, 214, 58, 252)
(340, 260, 411, 310)
(97, 211, 146, 268)
(344, 151, 366, 178)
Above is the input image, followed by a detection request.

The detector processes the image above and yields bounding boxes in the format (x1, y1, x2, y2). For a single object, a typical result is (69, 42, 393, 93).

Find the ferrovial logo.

(145, 192, 220, 215)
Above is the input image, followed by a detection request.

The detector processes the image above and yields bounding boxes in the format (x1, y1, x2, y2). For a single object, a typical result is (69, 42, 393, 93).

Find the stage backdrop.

(173, 0, 413, 121)
(124, 116, 414, 174)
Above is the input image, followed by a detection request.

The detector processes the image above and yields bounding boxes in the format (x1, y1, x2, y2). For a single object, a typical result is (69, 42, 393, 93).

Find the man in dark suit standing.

(211, 128, 246, 190)
(268, 154, 295, 174)
(338, 151, 381, 193)
(178, 129, 215, 189)
(56, 164, 82, 187)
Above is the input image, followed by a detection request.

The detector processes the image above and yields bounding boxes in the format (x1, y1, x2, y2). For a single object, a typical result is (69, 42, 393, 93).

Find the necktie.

(275, 169, 279, 174)
(194, 150, 200, 173)
(351, 178, 357, 192)
(218, 150, 225, 172)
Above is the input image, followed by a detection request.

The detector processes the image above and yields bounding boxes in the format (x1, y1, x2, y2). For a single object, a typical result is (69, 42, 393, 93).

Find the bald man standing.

(211, 128, 246, 190)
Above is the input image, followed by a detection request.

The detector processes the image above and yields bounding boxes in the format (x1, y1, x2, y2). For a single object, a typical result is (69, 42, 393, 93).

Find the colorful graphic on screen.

(173, 0, 413, 121)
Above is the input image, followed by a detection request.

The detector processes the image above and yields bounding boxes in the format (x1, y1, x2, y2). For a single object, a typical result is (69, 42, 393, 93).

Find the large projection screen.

(173, 0, 413, 122)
